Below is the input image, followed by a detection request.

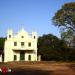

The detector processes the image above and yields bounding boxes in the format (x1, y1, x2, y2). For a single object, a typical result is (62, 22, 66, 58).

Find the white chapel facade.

(4, 28, 37, 62)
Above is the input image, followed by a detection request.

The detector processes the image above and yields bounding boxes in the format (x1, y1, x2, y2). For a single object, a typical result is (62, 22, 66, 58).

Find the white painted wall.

(4, 28, 37, 62)
(0, 55, 2, 62)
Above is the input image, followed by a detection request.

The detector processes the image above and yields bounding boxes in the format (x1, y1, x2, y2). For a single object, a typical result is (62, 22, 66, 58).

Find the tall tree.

(61, 29, 74, 47)
(52, 2, 75, 32)
(38, 34, 67, 61)
(0, 37, 5, 50)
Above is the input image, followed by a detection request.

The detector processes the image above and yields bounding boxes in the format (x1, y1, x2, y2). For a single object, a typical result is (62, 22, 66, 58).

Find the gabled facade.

(4, 28, 37, 62)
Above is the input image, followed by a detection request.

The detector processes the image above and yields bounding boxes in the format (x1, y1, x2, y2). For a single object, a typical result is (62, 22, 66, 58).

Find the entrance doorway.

(20, 51, 25, 61)
(14, 55, 17, 61)
(28, 55, 31, 61)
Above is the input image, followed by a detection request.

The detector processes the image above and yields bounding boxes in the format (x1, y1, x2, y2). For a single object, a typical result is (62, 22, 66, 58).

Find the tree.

(61, 29, 74, 47)
(61, 29, 73, 39)
(38, 34, 67, 61)
(0, 37, 6, 50)
(52, 2, 75, 32)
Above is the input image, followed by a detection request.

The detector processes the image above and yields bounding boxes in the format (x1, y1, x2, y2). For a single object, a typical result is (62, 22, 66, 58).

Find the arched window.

(14, 55, 17, 61)
(28, 55, 31, 61)
(9, 35, 11, 38)
(34, 36, 36, 39)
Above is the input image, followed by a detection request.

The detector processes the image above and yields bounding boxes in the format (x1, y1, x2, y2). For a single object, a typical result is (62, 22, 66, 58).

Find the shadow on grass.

(12, 69, 53, 75)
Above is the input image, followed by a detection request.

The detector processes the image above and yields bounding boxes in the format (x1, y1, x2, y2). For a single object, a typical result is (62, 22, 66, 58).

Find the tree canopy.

(38, 34, 68, 61)
(0, 37, 5, 50)
(53, 2, 75, 32)
(38, 34, 75, 61)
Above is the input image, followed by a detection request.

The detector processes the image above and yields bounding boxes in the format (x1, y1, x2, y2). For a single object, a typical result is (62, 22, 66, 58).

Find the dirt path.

(0, 62, 75, 75)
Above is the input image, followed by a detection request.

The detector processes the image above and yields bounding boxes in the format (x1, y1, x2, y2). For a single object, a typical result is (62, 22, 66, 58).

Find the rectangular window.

(21, 42, 24, 46)
(28, 42, 31, 47)
(14, 42, 17, 46)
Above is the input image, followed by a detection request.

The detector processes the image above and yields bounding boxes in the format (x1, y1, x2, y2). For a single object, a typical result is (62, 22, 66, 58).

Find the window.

(28, 42, 31, 47)
(28, 55, 31, 61)
(9, 35, 11, 38)
(14, 55, 17, 61)
(14, 42, 17, 46)
(21, 36, 24, 38)
(21, 42, 24, 46)
(34, 36, 36, 39)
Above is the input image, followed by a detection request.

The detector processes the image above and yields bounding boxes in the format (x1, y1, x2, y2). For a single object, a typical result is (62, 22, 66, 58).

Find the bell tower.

(7, 29, 13, 40)
(32, 32, 37, 40)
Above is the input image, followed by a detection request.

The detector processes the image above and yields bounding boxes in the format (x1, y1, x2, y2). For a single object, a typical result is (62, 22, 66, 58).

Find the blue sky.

(0, 0, 75, 37)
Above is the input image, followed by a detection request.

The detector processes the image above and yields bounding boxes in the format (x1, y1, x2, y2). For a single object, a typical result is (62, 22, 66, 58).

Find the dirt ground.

(0, 61, 75, 75)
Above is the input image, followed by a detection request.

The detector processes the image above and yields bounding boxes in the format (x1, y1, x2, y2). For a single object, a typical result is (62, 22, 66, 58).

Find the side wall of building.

(0, 54, 2, 62)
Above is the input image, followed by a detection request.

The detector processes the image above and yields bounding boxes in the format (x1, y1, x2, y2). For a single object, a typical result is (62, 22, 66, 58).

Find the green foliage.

(38, 34, 75, 61)
(61, 29, 73, 39)
(53, 2, 75, 32)
(38, 34, 68, 61)
(53, 2, 75, 49)
(0, 37, 5, 50)
(61, 28, 75, 48)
